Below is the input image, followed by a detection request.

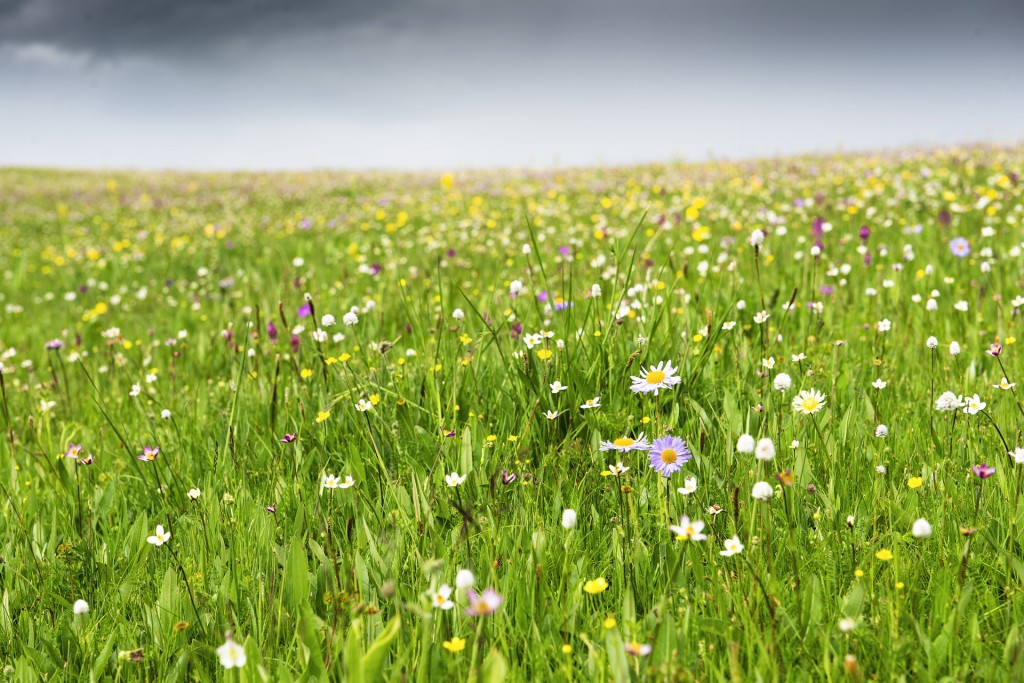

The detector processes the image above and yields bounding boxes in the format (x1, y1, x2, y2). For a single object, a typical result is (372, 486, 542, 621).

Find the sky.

(1, 0, 1023, 170)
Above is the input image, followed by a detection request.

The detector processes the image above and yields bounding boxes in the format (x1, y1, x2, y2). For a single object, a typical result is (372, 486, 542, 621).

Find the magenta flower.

(988, 343, 1003, 357)
(972, 463, 996, 479)
(138, 446, 160, 462)
(465, 588, 503, 616)
(64, 443, 83, 459)
(279, 433, 297, 443)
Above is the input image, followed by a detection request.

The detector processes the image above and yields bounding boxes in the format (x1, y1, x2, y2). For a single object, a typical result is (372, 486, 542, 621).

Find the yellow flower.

(316, 410, 331, 423)
(908, 477, 923, 490)
(369, 394, 380, 406)
(875, 549, 893, 561)
(442, 637, 466, 653)
(603, 616, 617, 629)
(583, 577, 609, 594)
(561, 644, 572, 654)
(301, 368, 313, 379)
(536, 349, 552, 360)
(854, 569, 864, 578)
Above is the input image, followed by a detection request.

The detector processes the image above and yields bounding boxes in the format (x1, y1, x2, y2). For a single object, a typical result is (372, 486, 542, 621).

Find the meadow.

(1, 145, 1024, 681)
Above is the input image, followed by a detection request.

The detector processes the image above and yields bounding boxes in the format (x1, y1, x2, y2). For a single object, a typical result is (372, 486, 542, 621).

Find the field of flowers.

(2, 146, 1024, 680)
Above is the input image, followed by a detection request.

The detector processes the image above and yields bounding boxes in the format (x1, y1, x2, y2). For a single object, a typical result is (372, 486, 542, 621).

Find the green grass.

(1, 145, 1024, 680)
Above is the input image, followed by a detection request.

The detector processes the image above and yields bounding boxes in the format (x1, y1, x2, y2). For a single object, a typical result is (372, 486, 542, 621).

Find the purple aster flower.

(972, 463, 996, 479)
(648, 436, 691, 477)
(949, 237, 971, 258)
(45, 339, 65, 350)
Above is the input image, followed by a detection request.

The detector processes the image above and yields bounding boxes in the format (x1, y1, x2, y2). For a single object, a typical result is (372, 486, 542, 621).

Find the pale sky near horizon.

(1, 0, 1023, 171)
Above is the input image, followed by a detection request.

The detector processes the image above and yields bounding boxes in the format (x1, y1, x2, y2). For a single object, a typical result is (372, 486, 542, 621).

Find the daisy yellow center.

(613, 437, 634, 447)
(802, 397, 820, 412)
(646, 370, 666, 384)
(660, 449, 677, 464)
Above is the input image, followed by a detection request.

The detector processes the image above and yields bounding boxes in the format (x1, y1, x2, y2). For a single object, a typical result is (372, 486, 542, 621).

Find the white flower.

(1011, 447, 1024, 464)
(549, 380, 568, 394)
(129, 384, 141, 397)
(875, 465, 887, 474)
(839, 618, 857, 633)
(161, 409, 172, 419)
(629, 360, 681, 395)
(73, 599, 90, 614)
(755, 438, 775, 462)
(736, 434, 755, 454)
(217, 634, 247, 669)
(949, 341, 961, 356)
(322, 474, 355, 490)
(455, 569, 475, 589)
(187, 488, 201, 501)
(926, 336, 938, 349)
(356, 399, 373, 412)
(753, 310, 770, 324)
(147, 524, 171, 546)
(343, 311, 359, 326)
(509, 280, 525, 296)
(722, 321, 736, 330)
(580, 396, 601, 410)
(954, 300, 969, 312)
(677, 476, 698, 495)
(762, 357, 776, 370)
(926, 298, 938, 311)
(751, 481, 774, 501)
(607, 462, 630, 476)
(791, 353, 806, 362)
(994, 377, 1016, 390)
(590, 284, 601, 297)
(872, 379, 887, 390)
(321, 314, 336, 327)
(432, 584, 455, 610)
(773, 373, 792, 391)
(963, 393, 986, 415)
(720, 536, 745, 557)
(749, 229, 765, 247)
(877, 319, 891, 332)
(912, 518, 933, 538)
(561, 509, 577, 529)
(874, 424, 889, 438)
(935, 391, 964, 411)
(452, 308, 465, 321)
(790, 439, 800, 449)
(445, 472, 466, 487)
(599, 432, 651, 452)
(544, 410, 560, 420)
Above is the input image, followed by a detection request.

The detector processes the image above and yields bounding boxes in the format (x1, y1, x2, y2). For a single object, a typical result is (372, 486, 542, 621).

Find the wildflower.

(792, 389, 827, 415)
(773, 373, 792, 391)
(216, 634, 247, 669)
(432, 584, 455, 610)
(751, 481, 774, 501)
(452, 308, 465, 321)
(465, 589, 503, 616)
(719, 536, 744, 557)
(753, 310, 770, 324)
(624, 641, 652, 657)
(912, 518, 933, 538)
(583, 577, 609, 594)
(73, 599, 90, 614)
(988, 343, 1003, 357)
(561, 509, 577, 529)
(874, 424, 889, 438)
(600, 433, 651, 452)
(323, 474, 355, 489)
(875, 549, 893, 561)
(580, 396, 602, 410)
(949, 237, 971, 257)
(963, 394, 986, 415)
(949, 341, 961, 356)
(1011, 447, 1024, 464)
(876, 465, 887, 474)
(316, 410, 331, 423)
(443, 637, 466, 653)
(927, 336, 938, 349)
(995, 377, 1016, 390)
(605, 462, 630, 476)
(455, 569, 475, 589)
(603, 616, 617, 629)
(775, 469, 795, 486)
(187, 488, 201, 501)
(500, 470, 517, 484)
(648, 435, 691, 476)
(935, 392, 964, 411)
(678, 476, 697, 495)
(668, 515, 707, 541)
(736, 434, 755, 453)
(137, 446, 160, 462)
(839, 618, 857, 633)
(908, 477, 923, 489)
(160, 409, 172, 419)
(280, 433, 297, 443)
(356, 399, 373, 412)
(64, 443, 83, 459)
(877, 319, 892, 332)
(872, 379, 887, 390)
(321, 314, 336, 327)
(343, 311, 359, 326)
(147, 525, 171, 546)
(972, 463, 996, 479)
(544, 410, 559, 420)
(550, 380, 568, 393)
(755, 438, 775, 462)
(629, 360, 681, 395)
(762, 357, 776, 370)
